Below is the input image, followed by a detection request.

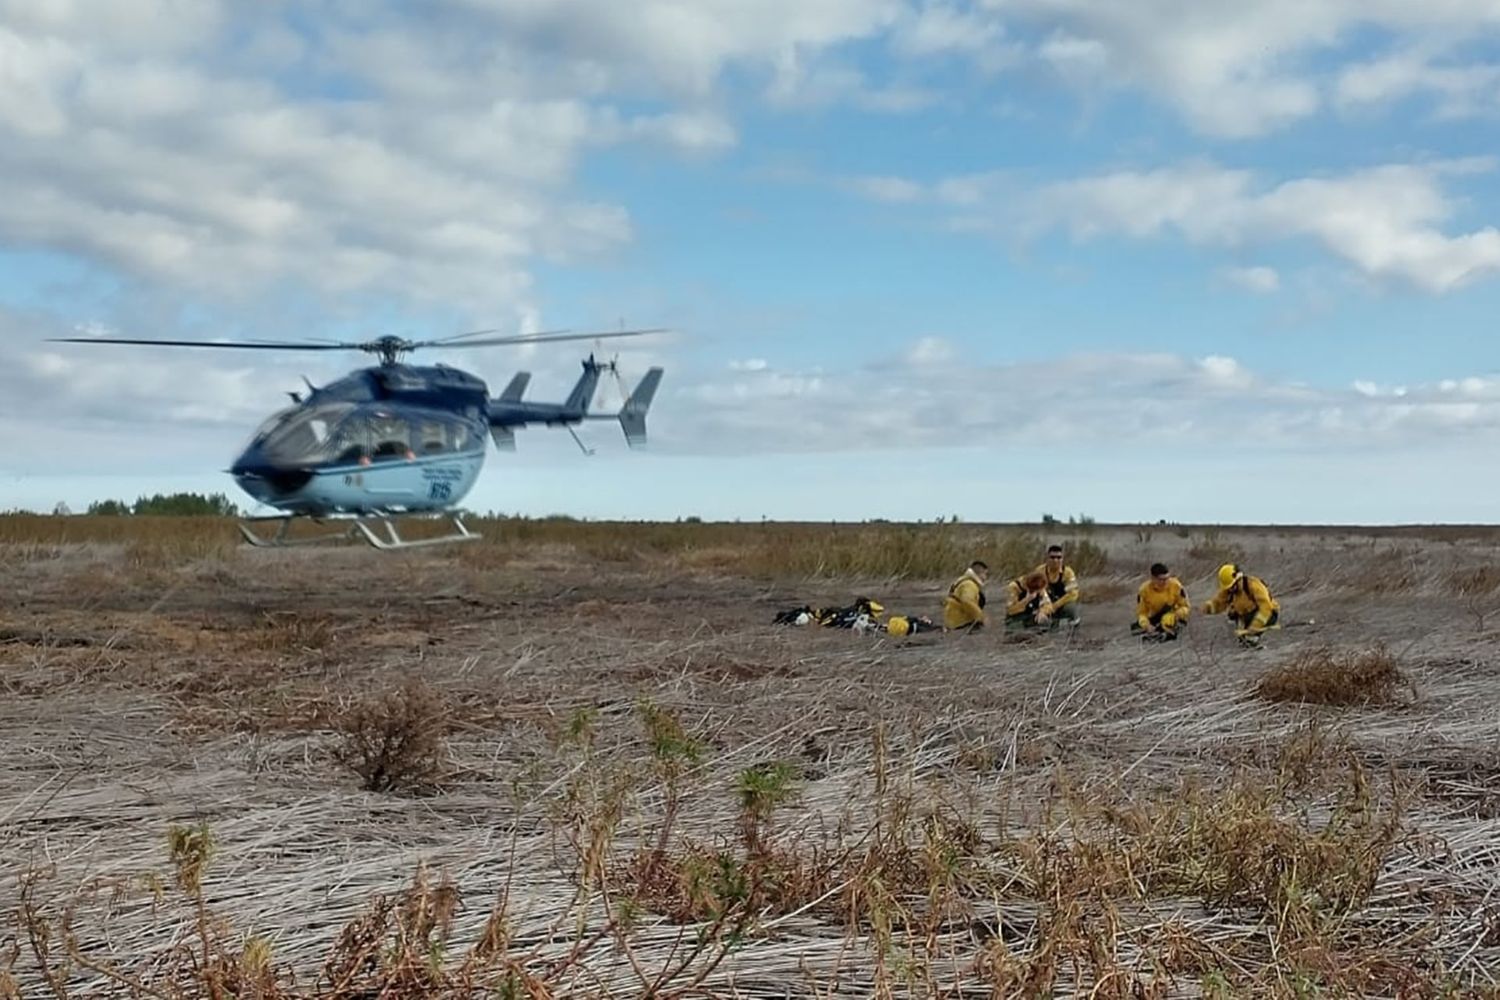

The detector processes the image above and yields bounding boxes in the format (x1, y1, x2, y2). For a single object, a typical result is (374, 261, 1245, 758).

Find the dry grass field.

(4, 515, 1500, 998)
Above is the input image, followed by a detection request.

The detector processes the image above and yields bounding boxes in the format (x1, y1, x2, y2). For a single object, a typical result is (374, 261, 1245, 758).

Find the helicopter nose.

(232, 454, 315, 498)
(240, 468, 314, 495)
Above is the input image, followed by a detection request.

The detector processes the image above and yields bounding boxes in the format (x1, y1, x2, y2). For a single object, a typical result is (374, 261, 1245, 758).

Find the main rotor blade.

(426, 326, 570, 345)
(411, 328, 668, 350)
(49, 336, 355, 351)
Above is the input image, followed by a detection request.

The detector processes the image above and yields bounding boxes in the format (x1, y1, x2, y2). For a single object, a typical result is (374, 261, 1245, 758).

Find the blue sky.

(3, 0, 1500, 523)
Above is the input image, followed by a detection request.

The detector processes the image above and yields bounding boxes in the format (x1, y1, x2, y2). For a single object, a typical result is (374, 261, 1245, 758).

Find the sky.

(3, 0, 1500, 523)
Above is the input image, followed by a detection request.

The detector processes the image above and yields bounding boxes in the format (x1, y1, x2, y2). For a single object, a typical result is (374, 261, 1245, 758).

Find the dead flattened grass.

(1082, 577, 1134, 603)
(1255, 644, 1412, 707)
(3, 714, 1474, 1000)
(10, 519, 1500, 998)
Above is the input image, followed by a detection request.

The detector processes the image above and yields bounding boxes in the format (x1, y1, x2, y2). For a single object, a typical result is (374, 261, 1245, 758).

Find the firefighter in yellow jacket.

(1004, 570, 1054, 631)
(943, 560, 989, 631)
(1202, 563, 1280, 645)
(1032, 544, 1080, 627)
(1131, 562, 1190, 640)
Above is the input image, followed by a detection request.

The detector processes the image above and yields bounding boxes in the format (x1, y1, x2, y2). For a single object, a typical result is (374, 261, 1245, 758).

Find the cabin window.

(369, 414, 412, 461)
(448, 421, 479, 451)
(259, 404, 354, 463)
(420, 420, 447, 454)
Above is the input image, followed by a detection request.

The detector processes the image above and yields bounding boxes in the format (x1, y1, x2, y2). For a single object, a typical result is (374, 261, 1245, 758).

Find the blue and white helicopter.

(53, 328, 665, 550)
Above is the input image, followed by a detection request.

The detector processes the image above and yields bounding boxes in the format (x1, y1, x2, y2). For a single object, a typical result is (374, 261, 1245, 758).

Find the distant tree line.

(83, 492, 240, 516)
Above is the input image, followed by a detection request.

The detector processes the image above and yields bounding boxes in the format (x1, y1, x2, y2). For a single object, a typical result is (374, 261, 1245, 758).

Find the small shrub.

(1345, 547, 1423, 595)
(1254, 646, 1409, 707)
(1063, 538, 1109, 575)
(1186, 528, 1244, 571)
(252, 611, 336, 653)
(1448, 565, 1500, 597)
(737, 760, 801, 855)
(990, 530, 1047, 578)
(336, 680, 449, 792)
(1448, 566, 1500, 631)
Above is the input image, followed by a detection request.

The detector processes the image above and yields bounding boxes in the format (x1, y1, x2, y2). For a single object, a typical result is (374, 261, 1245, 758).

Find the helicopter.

(51, 328, 666, 550)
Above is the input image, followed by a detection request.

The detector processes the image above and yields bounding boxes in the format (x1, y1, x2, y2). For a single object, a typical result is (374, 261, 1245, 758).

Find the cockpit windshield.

(257, 403, 356, 464)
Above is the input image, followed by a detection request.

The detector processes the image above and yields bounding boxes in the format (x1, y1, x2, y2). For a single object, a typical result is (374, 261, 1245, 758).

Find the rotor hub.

(365, 336, 414, 366)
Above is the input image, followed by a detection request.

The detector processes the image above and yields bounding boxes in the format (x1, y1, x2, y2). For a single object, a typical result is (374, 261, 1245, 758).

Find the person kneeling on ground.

(1131, 562, 1190, 640)
(943, 560, 989, 632)
(1202, 562, 1279, 646)
(1004, 571, 1054, 631)
(1032, 543, 1081, 628)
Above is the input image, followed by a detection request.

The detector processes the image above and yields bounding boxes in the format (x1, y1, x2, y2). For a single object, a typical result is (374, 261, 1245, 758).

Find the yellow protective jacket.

(1033, 562, 1079, 610)
(943, 569, 986, 629)
(1136, 577, 1190, 630)
(1005, 578, 1054, 618)
(1203, 575, 1279, 632)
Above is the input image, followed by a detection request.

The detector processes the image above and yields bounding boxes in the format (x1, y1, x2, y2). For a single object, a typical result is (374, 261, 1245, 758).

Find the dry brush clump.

(1449, 564, 1500, 631)
(1254, 645, 1412, 707)
(1184, 528, 1245, 573)
(333, 679, 450, 792)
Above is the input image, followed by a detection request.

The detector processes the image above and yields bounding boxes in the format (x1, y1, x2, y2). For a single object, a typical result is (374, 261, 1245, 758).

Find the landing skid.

(238, 512, 481, 551)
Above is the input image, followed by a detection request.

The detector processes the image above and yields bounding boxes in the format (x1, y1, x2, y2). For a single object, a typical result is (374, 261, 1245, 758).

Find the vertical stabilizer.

(498, 372, 530, 402)
(618, 367, 663, 447)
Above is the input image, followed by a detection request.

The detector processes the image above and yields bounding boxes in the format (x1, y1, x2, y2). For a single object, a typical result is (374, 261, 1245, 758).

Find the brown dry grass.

(5, 518, 1500, 997)
(334, 680, 450, 792)
(1255, 645, 1411, 707)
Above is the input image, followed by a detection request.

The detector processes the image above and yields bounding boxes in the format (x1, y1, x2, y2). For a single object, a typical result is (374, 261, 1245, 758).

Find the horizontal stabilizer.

(499, 372, 530, 402)
(489, 425, 516, 451)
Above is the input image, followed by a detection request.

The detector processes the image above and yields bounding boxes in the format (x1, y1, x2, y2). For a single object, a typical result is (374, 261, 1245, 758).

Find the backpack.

(772, 605, 815, 626)
(817, 597, 884, 628)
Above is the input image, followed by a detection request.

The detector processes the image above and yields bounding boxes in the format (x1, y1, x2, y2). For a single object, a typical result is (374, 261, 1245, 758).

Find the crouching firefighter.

(1202, 563, 1279, 646)
(1034, 544, 1081, 627)
(1004, 571, 1054, 631)
(943, 560, 989, 632)
(1132, 562, 1190, 640)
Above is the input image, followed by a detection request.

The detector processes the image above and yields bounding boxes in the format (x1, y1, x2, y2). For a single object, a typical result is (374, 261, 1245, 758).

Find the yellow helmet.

(886, 616, 910, 637)
(1217, 563, 1240, 589)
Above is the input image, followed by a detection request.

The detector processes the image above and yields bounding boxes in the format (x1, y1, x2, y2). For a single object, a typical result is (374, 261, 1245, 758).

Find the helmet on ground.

(1160, 611, 1177, 629)
(1217, 563, 1240, 589)
(886, 615, 910, 637)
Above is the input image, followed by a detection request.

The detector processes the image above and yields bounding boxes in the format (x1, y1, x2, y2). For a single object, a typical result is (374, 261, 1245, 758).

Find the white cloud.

(973, 0, 1500, 137)
(840, 159, 1500, 293)
(1198, 355, 1253, 389)
(643, 339, 1500, 458)
(907, 336, 956, 364)
(846, 175, 927, 203)
(890, 3, 1019, 72)
(0, 0, 910, 316)
(1222, 265, 1281, 293)
(1336, 49, 1500, 118)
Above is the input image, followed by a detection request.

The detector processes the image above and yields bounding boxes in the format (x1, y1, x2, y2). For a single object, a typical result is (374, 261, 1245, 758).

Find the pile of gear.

(771, 597, 940, 637)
